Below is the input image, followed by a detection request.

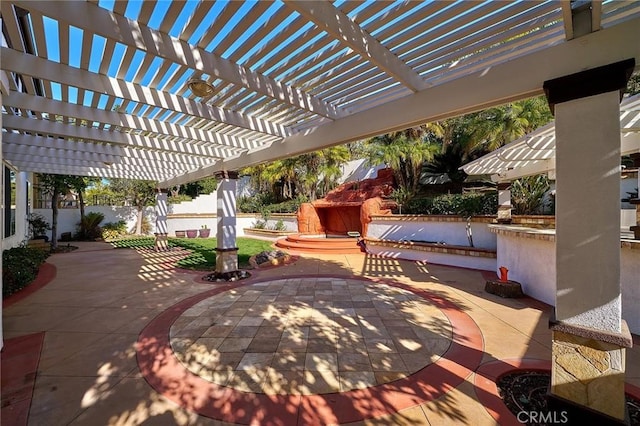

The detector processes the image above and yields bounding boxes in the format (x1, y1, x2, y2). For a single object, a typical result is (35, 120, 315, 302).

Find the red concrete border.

(136, 274, 484, 425)
(3, 263, 56, 308)
(473, 358, 640, 426)
(1, 332, 45, 426)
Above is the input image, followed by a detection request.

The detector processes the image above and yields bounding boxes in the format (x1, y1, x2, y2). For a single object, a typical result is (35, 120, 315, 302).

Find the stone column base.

(216, 248, 238, 274)
(496, 205, 512, 224)
(154, 233, 168, 252)
(549, 320, 632, 421)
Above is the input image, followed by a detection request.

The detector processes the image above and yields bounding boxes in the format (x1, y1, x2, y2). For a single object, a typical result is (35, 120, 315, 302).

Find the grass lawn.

(110, 236, 274, 269)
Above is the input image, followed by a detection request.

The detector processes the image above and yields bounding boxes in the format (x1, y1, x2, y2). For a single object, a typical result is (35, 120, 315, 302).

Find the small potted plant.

(199, 225, 211, 238)
(186, 229, 198, 238)
(175, 230, 186, 238)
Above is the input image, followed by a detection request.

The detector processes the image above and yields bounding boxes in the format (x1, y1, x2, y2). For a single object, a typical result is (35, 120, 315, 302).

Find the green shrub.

(404, 192, 497, 216)
(273, 219, 286, 231)
(253, 220, 267, 229)
(3, 246, 49, 298)
(27, 213, 51, 238)
(238, 194, 305, 213)
(101, 220, 127, 241)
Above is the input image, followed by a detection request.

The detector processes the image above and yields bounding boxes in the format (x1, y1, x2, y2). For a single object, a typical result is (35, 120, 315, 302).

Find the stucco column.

(214, 171, 238, 274)
(1, 84, 4, 350)
(544, 59, 634, 422)
(630, 153, 640, 239)
(154, 188, 169, 251)
(496, 182, 512, 223)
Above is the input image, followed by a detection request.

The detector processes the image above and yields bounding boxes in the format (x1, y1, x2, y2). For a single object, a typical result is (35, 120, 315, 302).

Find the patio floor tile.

(3, 241, 638, 425)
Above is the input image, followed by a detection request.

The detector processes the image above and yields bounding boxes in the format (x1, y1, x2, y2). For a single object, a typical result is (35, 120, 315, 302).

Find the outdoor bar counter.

(489, 224, 640, 334)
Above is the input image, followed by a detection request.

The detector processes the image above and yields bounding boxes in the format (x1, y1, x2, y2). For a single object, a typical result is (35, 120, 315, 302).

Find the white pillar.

(496, 182, 512, 223)
(544, 58, 634, 422)
(154, 189, 168, 251)
(555, 91, 622, 331)
(215, 171, 238, 274)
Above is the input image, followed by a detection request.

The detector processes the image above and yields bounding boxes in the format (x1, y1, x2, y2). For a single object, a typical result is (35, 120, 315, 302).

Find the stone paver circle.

(137, 274, 484, 424)
(169, 277, 453, 394)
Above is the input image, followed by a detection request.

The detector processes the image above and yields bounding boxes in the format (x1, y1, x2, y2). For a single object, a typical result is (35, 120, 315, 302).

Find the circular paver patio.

(170, 277, 453, 394)
(137, 275, 484, 424)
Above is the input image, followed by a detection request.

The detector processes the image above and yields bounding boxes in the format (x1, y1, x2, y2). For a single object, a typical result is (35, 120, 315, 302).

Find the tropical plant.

(470, 96, 553, 151)
(365, 128, 439, 200)
(510, 174, 552, 215)
(76, 211, 105, 240)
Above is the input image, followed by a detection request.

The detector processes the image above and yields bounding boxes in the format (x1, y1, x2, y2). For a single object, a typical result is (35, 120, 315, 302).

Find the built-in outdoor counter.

(490, 224, 640, 334)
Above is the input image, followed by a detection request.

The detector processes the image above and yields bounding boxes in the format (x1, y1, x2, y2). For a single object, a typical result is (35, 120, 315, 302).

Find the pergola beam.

(158, 16, 640, 187)
(284, 0, 429, 93)
(4, 92, 252, 152)
(11, 0, 339, 120)
(1, 48, 288, 139)
(3, 114, 230, 159)
(2, 132, 219, 166)
(8, 161, 174, 181)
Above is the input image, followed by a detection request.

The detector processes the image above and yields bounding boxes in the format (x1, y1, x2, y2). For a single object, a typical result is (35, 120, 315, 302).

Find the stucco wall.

(495, 234, 556, 306)
(33, 205, 157, 240)
(367, 216, 497, 250)
(495, 228, 640, 334)
(621, 247, 640, 334)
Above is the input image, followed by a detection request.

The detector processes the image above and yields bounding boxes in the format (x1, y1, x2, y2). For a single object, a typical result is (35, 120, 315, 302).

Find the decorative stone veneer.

(551, 330, 627, 420)
(216, 248, 238, 274)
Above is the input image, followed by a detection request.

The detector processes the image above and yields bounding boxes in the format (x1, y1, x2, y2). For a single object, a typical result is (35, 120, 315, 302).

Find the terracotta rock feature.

(297, 168, 396, 237)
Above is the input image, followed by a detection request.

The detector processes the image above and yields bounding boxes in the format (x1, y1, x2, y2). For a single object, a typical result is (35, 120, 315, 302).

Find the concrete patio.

(2, 241, 639, 425)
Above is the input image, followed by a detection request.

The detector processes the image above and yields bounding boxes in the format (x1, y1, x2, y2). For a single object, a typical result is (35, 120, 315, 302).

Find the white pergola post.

(215, 171, 238, 274)
(154, 189, 169, 251)
(544, 59, 634, 422)
(496, 182, 512, 223)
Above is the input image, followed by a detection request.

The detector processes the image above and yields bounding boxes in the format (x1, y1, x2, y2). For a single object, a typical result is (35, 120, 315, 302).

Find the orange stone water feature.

(277, 168, 397, 253)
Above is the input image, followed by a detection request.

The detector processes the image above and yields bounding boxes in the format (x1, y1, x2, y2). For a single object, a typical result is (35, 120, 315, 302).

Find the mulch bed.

(497, 370, 640, 425)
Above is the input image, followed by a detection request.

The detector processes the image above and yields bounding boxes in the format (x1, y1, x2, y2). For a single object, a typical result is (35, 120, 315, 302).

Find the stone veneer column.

(214, 171, 238, 274)
(543, 59, 634, 422)
(496, 182, 512, 223)
(154, 189, 169, 251)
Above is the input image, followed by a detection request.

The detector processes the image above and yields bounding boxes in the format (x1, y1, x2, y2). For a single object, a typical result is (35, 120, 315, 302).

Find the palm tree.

(366, 128, 439, 198)
(470, 96, 552, 151)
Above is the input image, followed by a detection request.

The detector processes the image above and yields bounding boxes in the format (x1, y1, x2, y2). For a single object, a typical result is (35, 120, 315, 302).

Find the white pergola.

(1, 1, 639, 187)
(461, 93, 640, 182)
(2, 2, 640, 420)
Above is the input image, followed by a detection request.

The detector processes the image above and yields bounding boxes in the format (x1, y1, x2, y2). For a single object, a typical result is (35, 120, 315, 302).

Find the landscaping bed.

(497, 370, 639, 425)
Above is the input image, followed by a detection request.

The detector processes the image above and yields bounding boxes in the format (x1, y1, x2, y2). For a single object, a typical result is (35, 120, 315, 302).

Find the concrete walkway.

(2, 241, 639, 425)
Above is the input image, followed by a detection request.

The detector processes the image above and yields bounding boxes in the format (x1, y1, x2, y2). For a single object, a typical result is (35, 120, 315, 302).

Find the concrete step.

(276, 234, 363, 254)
